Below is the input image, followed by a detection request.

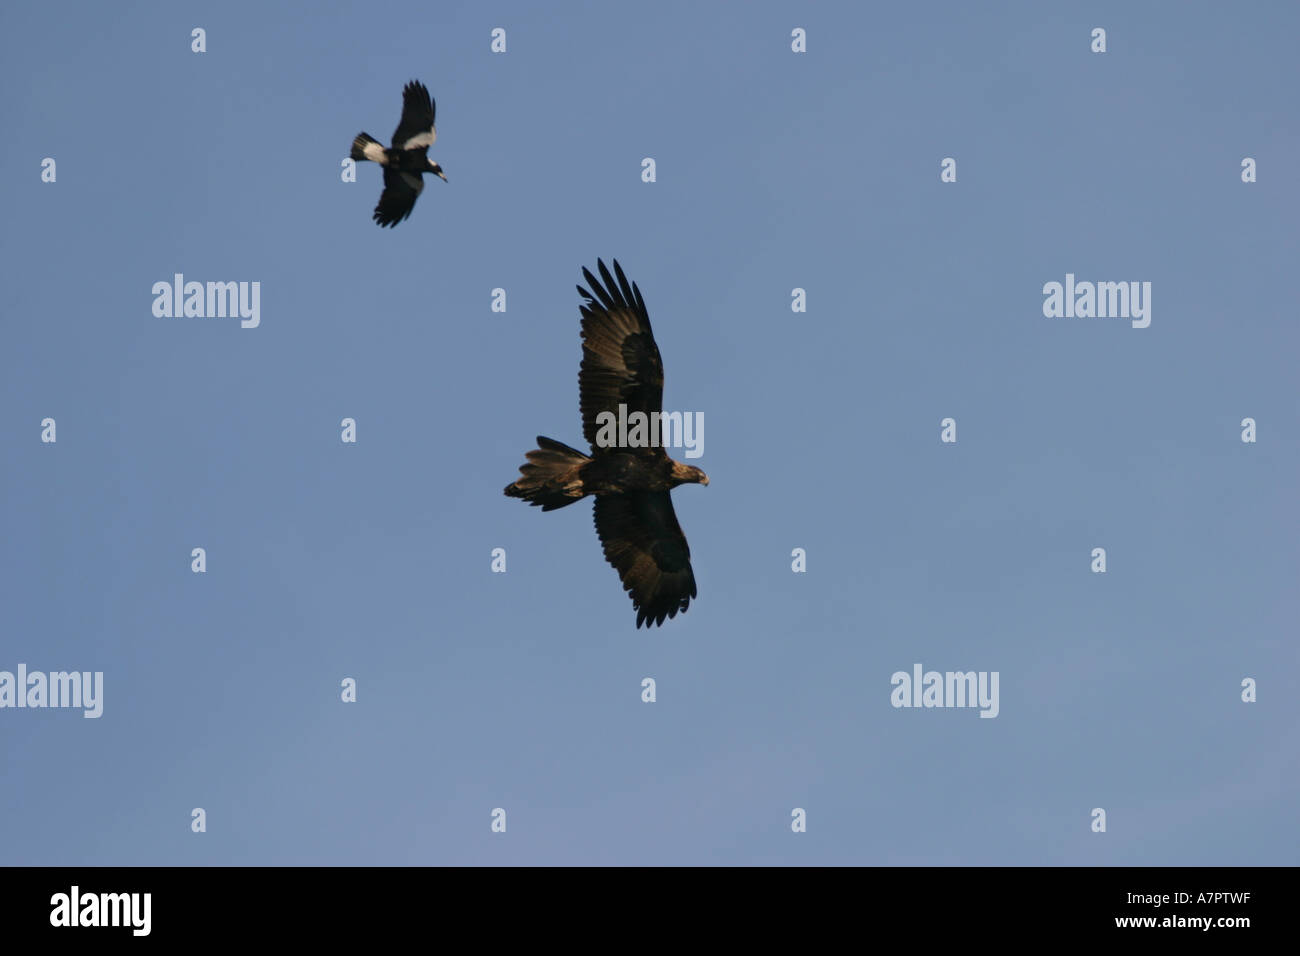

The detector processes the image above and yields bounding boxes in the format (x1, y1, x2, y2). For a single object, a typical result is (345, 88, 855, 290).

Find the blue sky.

(1, 0, 1296, 865)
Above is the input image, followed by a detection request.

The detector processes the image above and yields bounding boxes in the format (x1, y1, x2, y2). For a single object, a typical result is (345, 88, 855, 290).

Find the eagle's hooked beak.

(699, 473, 710, 486)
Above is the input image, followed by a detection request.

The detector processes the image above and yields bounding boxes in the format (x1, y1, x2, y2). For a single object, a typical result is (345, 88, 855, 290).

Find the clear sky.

(2, 0, 1296, 865)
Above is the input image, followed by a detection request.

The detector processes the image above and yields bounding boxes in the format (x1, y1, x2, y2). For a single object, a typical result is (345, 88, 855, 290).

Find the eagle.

(350, 80, 447, 227)
(505, 260, 709, 628)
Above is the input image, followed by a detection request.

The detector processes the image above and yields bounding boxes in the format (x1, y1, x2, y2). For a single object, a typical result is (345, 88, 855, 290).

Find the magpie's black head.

(428, 159, 447, 182)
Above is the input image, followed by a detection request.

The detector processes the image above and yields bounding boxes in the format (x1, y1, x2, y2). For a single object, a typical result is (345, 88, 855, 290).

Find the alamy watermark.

(593, 403, 704, 458)
(152, 274, 260, 328)
(50, 886, 150, 936)
(0, 664, 103, 718)
(1042, 273, 1151, 328)
(890, 663, 999, 718)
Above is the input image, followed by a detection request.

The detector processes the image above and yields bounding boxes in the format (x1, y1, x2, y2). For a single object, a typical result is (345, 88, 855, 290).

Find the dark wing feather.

(373, 167, 424, 227)
(593, 492, 696, 628)
(578, 259, 665, 453)
(391, 80, 436, 150)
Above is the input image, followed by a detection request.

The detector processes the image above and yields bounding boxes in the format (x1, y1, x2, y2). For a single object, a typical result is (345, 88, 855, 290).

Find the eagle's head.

(671, 462, 709, 487)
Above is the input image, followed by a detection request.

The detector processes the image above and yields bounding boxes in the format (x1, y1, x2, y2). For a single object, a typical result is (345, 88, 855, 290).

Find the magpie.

(351, 80, 447, 227)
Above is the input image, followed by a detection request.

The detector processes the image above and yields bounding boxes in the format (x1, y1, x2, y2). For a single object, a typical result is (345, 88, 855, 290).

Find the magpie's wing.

(391, 80, 436, 151)
(372, 167, 424, 227)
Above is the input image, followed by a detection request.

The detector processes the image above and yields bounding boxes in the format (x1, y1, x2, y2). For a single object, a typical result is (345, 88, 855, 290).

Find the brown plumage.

(505, 260, 708, 628)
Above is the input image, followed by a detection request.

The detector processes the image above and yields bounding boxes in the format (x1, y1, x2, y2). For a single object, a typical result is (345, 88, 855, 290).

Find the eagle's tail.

(351, 132, 386, 163)
(504, 436, 591, 511)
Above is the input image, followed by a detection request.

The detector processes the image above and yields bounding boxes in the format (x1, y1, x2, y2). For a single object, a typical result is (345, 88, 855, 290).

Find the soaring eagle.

(505, 260, 709, 628)
(350, 80, 447, 227)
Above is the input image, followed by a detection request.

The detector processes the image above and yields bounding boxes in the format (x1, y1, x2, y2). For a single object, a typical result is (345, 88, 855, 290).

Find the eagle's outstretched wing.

(577, 259, 666, 455)
(594, 491, 696, 628)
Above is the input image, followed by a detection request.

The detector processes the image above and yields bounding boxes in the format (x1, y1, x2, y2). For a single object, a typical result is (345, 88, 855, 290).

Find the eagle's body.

(517, 438, 702, 506)
(505, 260, 708, 628)
(350, 80, 446, 227)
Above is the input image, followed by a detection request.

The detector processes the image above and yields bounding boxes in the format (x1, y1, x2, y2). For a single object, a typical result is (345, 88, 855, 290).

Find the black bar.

(0, 866, 1280, 942)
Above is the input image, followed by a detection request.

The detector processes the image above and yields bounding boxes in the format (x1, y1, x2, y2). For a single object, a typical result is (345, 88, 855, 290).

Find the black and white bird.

(350, 80, 447, 227)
